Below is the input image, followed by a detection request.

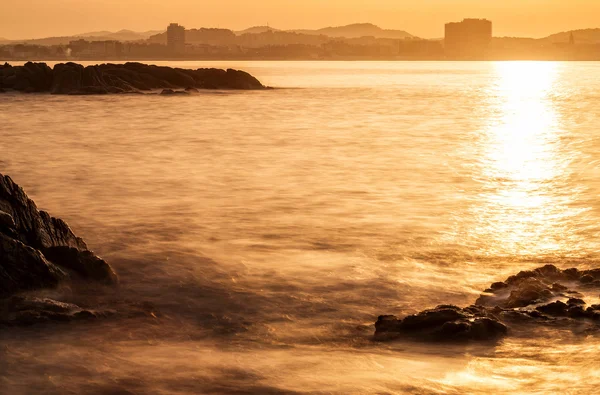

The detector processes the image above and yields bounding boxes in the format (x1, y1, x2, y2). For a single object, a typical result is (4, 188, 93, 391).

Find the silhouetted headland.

(376, 264, 600, 343)
(0, 173, 118, 325)
(0, 61, 265, 95)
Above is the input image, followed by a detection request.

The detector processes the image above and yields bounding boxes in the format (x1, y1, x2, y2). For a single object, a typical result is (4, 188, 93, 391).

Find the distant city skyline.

(1, 0, 600, 40)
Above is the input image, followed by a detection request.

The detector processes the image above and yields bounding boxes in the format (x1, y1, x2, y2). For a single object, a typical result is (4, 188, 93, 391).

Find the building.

(167, 23, 186, 54)
(445, 19, 492, 58)
(68, 39, 122, 58)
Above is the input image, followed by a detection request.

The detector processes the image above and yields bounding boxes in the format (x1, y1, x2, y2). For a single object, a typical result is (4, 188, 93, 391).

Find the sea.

(1, 61, 600, 394)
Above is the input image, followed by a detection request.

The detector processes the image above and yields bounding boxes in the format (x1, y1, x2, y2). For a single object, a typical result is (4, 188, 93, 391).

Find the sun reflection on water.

(470, 62, 588, 256)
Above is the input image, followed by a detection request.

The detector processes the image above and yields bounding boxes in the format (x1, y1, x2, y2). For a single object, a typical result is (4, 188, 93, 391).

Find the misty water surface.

(1, 61, 600, 394)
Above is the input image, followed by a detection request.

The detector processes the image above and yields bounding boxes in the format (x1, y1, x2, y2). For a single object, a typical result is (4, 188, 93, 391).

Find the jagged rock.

(42, 247, 116, 284)
(51, 62, 84, 94)
(0, 233, 66, 297)
(375, 264, 600, 343)
(0, 173, 117, 297)
(0, 62, 265, 95)
(0, 210, 14, 229)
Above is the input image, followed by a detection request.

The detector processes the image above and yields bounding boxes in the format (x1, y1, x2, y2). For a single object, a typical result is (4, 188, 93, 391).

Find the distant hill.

(76, 29, 163, 41)
(541, 28, 600, 44)
(1, 29, 163, 45)
(292, 23, 416, 39)
(235, 26, 280, 35)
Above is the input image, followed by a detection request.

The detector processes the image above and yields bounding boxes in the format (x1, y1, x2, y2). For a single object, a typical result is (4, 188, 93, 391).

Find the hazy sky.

(1, 0, 599, 39)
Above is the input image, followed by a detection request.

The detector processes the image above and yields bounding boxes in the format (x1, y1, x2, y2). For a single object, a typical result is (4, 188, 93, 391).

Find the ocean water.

(1, 61, 600, 394)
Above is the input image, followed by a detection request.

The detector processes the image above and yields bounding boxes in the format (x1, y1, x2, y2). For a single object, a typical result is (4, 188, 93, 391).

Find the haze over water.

(2, 61, 600, 394)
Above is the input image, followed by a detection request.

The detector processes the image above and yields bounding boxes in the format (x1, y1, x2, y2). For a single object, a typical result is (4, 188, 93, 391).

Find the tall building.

(167, 23, 186, 54)
(444, 19, 492, 58)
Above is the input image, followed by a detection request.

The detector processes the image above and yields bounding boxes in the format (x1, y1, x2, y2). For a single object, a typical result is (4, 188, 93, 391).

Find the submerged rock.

(0, 173, 117, 298)
(375, 264, 600, 343)
(160, 88, 189, 95)
(0, 296, 112, 326)
(0, 62, 265, 94)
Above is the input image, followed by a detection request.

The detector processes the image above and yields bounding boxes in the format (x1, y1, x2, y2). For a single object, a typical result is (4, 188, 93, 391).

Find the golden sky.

(1, 0, 599, 39)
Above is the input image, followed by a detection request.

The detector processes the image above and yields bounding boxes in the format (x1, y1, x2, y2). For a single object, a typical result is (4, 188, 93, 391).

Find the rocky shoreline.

(0, 173, 118, 325)
(376, 264, 600, 343)
(0, 61, 265, 95)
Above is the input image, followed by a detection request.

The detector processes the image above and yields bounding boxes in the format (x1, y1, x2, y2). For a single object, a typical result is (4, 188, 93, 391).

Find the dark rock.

(490, 281, 508, 290)
(0, 173, 117, 297)
(0, 296, 105, 326)
(504, 278, 554, 308)
(51, 62, 84, 94)
(43, 246, 117, 284)
(376, 265, 600, 343)
(536, 301, 569, 316)
(568, 298, 586, 306)
(0, 210, 15, 230)
(185, 87, 200, 93)
(1, 62, 266, 94)
(568, 305, 588, 318)
(0, 233, 66, 297)
(552, 283, 568, 292)
(375, 305, 507, 342)
(160, 89, 188, 95)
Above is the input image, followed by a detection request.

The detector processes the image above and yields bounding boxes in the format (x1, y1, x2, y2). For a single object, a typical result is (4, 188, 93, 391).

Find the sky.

(1, 0, 599, 40)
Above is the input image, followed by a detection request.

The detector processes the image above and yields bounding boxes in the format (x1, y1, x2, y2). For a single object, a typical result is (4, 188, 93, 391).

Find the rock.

(0, 173, 117, 297)
(51, 62, 84, 94)
(0, 296, 108, 326)
(19, 62, 53, 92)
(536, 301, 569, 316)
(504, 278, 554, 308)
(0, 210, 15, 229)
(375, 305, 507, 342)
(185, 87, 200, 93)
(0, 62, 265, 95)
(0, 233, 66, 297)
(42, 246, 117, 284)
(568, 298, 586, 306)
(160, 89, 188, 95)
(580, 274, 594, 284)
(376, 264, 600, 343)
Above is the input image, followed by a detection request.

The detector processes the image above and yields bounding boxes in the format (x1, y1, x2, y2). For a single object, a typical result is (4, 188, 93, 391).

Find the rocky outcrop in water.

(375, 264, 600, 343)
(0, 296, 114, 326)
(0, 61, 265, 94)
(0, 173, 117, 298)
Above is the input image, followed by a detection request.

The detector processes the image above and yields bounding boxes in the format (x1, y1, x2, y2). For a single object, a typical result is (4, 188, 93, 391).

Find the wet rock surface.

(0, 61, 265, 94)
(0, 296, 114, 326)
(375, 264, 600, 343)
(0, 173, 117, 299)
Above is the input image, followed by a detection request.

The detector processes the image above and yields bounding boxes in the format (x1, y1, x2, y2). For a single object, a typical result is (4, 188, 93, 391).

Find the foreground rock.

(0, 173, 117, 298)
(0, 296, 115, 326)
(0, 61, 265, 94)
(375, 265, 600, 343)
